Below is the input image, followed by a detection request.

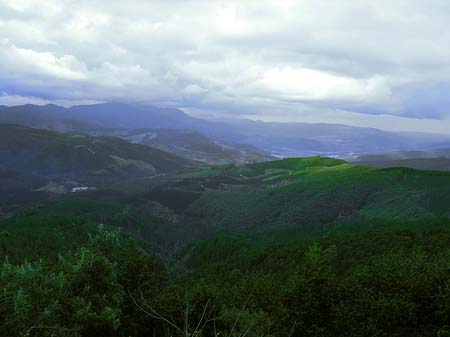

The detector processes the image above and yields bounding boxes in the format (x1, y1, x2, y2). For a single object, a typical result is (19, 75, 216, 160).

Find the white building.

(71, 186, 91, 193)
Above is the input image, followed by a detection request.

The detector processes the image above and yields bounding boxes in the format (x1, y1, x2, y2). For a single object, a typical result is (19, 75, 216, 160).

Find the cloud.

(0, 92, 102, 107)
(0, 92, 52, 106)
(5, 43, 87, 80)
(260, 67, 391, 102)
(1, 0, 450, 132)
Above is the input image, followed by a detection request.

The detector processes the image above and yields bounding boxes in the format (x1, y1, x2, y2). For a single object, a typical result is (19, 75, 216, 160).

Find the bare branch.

(193, 299, 211, 334)
(288, 321, 297, 337)
(128, 290, 183, 334)
(228, 289, 254, 337)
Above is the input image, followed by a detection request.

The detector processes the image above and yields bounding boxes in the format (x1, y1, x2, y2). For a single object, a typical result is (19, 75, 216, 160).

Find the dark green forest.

(3, 154, 450, 336)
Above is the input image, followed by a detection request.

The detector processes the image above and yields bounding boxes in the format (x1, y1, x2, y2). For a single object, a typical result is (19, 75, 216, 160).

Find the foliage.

(0, 231, 124, 337)
(3, 157, 450, 336)
(2, 220, 450, 336)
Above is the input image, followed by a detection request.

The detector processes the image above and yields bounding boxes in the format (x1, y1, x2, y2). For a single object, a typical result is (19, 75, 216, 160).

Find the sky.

(1, 0, 450, 133)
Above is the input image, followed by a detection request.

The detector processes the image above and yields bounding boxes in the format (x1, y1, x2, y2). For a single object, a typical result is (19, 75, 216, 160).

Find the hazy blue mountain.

(3, 102, 450, 157)
(0, 104, 94, 132)
(0, 103, 271, 164)
(349, 147, 450, 171)
(351, 148, 450, 162)
(0, 103, 191, 131)
(66, 102, 192, 129)
(96, 128, 273, 164)
(356, 157, 450, 171)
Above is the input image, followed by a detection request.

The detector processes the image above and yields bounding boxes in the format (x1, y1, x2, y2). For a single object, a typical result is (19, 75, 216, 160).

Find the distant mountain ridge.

(352, 148, 450, 162)
(351, 147, 450, 171)
(98, 128, 273, 164)
(357, 157, 450, 171)
(0, 102, 192, 131)
(0, 103, 271, 164)
(2, 102, 450, 157)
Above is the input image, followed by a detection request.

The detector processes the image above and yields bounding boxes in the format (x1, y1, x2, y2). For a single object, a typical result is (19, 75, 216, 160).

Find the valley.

(2, 114, 450, 336)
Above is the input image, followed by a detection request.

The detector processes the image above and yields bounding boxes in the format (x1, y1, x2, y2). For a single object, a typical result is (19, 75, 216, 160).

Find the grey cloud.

(1, 0, 450, 131)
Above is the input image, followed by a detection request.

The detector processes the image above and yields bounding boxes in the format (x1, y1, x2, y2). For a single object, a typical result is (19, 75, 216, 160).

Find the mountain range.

(349, 148, 450, 171)
(2, 102, 450, 158)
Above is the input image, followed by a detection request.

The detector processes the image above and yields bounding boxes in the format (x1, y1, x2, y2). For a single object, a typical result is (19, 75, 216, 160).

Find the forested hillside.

(0, 124, 201, 215)
(2, 153, 450, 336)
(0, 124, 200, 183)
(2, 215, 450, 336)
